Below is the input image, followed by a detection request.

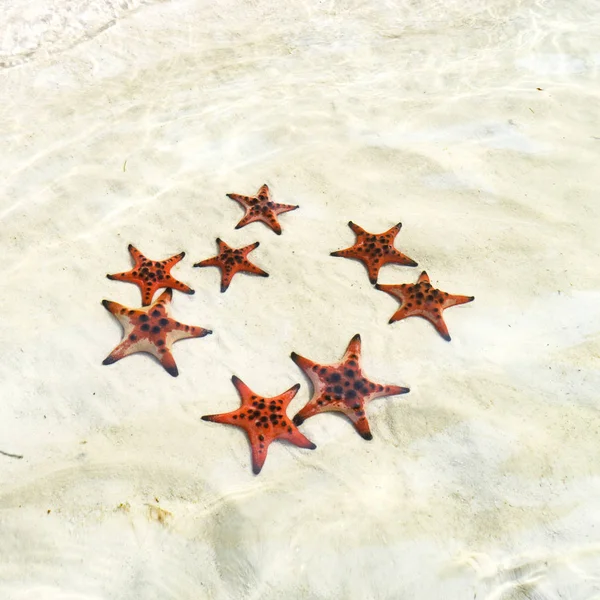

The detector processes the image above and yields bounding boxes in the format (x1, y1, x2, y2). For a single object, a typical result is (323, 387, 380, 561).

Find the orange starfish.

(193, 238, 269, 293)
(291, 334, 409, 440)
(107, 245, 194, 306)
(330, 221, 417, 284)
(375, 271, 474, 341)
(101, 289, 211, 377)
(202, 376, 316, 474)
(227, 184, 298, 235)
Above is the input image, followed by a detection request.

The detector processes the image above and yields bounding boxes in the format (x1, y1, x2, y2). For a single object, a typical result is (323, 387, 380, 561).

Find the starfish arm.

(220, 272, 234, 293)
(241, 263, 269, 277)
(201, 411, 239, 426)
(277, 383, 301, 408)
(444, 293, 475, 308)
(342, 333, 362, 362)
(272, 203, 299, 215)
(234, 211, 256, 231)
(383, 222, 403, 237)
(388, 306, 412, 324)
(348, 221, 367, 236)
(193, 256, 221, 268)
(386, 250, 418, 267)
(257, 213, 283, 235)
(290, 351, 318, 373)
(369, 384, 410, 400)
(423, 313, 451, 341)
(292, 394, 328, 425)
(418, 271, 430, 284)
(329, 245, 355, 258)
(163, 278, 195, 295)
(364, 258, 382, 284)
(101, 298, 128, 317)
(231, 375, 253, 402)
(241, 241, 260, 254)
(227, 193, 252, 208)
(102, 337, 135, 365)
(154, 288, 173, 304)
(169, 324, 212, 342)
(162, 251, 185, 268)
(249, 431, 271, 475)
(257, 183, 270, 197)
(279, 428, 317, 450)
(351, 414, 373, 440)
(158, 349, 179, 377)
(140, 281, 159, 306)
(128, 244, 144, 264)
(106, 270, 134, 282)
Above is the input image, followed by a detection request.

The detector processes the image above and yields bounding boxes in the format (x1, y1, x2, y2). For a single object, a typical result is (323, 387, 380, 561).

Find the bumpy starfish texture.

(202, 376, 316, 474)
(107, 244, 194, 306)
(330, 221, 418, 284)
(101, 289, 211, 377)
(227, 184, 298, 235)
(193, 239, 269, 293)
(375, 271, 474, 341)
(291, 334, 409, 440)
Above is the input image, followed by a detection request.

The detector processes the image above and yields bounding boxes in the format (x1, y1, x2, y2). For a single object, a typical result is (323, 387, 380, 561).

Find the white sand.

(1, 0, 599, 597)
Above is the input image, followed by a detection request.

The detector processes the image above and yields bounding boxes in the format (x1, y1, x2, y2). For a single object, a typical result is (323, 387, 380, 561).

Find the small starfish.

(107, 244, 194, 306)
(375, 271, 474, 341)
(102, 289, 211, 377)
(193, 238, 269, 293)
(227, 184, 298, 235)
(291, 334, 409, 440)
(202, 376, 316, 474)
(330, 221, 418, 284)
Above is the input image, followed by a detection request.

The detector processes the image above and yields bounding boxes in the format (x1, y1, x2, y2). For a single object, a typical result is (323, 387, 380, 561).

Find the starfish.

(107, 244, 195, 306)
(291, 334, 409, 440)
(330, 221, 418, 284)
(375, 271, 474, 341)
(101, 288, 212, 377)
(193, 238, 269, 293)
(227, 184, 298, 235)
(202, 376, 316, 474)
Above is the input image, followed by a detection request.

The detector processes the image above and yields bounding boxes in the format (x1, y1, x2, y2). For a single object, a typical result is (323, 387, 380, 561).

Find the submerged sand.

(1, 0, 599, 597)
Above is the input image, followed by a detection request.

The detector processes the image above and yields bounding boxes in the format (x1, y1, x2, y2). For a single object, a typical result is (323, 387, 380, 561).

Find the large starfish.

(227, 184, 298, 235)
(375, 271, 474, 341)
(202, 376, 316, 474)
(107, 245, 195, 306)
(101, 289, 212, 377)
(330, 221, 417, 284)
(193, 238, 269, 293)
(291, 334, 409, 440)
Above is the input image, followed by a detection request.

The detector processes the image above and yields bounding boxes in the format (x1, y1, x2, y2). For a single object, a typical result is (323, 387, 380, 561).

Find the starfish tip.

(442, 334, 452, 342)
(166, 366, 179, 377)
(127, 244, 134, 250)
(102, 356, 116, 365)
(252, 464, 263, 475)
(361, 432, 374, 441)
(106, 274, 114, 280)
(188, 289, 195, 295)
(307, 442, 317, 450)
(292, 414, 305, 426)
(409, 260, 419, 267)
(201, 415, 212, 422)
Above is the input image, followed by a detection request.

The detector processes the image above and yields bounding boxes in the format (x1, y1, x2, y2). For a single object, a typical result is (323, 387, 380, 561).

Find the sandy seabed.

(1, 0, 599, 598)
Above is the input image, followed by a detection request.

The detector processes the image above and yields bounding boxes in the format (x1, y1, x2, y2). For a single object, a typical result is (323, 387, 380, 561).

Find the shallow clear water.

(1, 0, 599, 598)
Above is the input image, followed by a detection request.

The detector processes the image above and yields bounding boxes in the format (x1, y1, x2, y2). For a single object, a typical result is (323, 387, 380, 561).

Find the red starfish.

(202, 376, 316, 474)
(107, 245, 195, 306)
(375, 271, 474, 341)
(101, 289, 212, 377)
(193, 238, 269, 293)
(291, 334, 409, 440)
(227, 184, 298, 235)
(330, 221, 418, 284)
